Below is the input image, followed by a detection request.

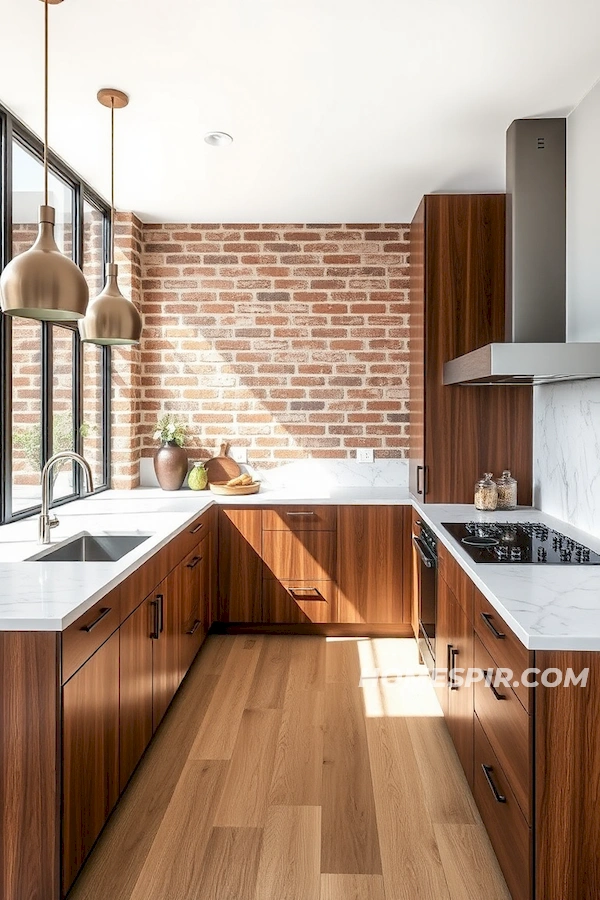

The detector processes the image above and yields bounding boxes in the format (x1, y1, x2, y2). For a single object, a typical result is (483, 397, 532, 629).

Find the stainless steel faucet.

(39, 451, 94, 544)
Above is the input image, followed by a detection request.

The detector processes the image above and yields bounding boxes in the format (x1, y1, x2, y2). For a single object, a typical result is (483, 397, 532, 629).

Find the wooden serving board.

(204, 442, 241, 484)
(209, 481, 260, 496)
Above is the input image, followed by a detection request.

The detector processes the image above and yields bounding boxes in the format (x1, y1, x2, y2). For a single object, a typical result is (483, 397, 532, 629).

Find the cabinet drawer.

(263, 580, 335, 623)
(262, 506, 337, 531)
(473, 715, 531, 900)
(438, 543, 473, 621)
(473, 588, 532, 712)
(172, 507, 215, 562)
(262, 530, 336, 581)
(62, 588, 121, 684)
(473, 635, 532, 822)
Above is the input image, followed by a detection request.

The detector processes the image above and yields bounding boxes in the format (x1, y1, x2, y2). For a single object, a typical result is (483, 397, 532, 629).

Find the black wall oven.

(412, 519, 438, 676)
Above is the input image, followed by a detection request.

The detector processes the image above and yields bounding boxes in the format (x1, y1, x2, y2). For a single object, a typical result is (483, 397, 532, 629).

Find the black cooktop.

(442, 521, 600, 565)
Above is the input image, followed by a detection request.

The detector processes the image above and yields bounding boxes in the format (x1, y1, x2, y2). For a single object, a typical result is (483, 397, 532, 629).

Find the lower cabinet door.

(447, 593, 474, 787)
(218, 508, 264, 622)
(179, 538, 209, 675)
(151, 575, 180, 731)
(336, 506, 406, 623)
(120, 598, 153, 792)
(62, 630, 120, 895)
(473, 714, 531, 900)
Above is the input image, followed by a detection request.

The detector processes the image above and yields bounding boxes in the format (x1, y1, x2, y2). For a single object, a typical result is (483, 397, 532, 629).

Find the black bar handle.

(190, 522, 204, 534)
(450, 647, 459, 690)
(416, 465, 424, 495)
(290, 587, 325, 600)
(157, 594, 164, 635)
(186, 619, 202, 636)
(81, 607, 111, 633)
(483, 669, 506, 701)
(150, 599, 160, 640)
(480, 611, 506, 640)
(186, 556, 202, 569)
(412, 535, 435, 568)
(446, 643, 453, 687)
(481, 764, 507, 803)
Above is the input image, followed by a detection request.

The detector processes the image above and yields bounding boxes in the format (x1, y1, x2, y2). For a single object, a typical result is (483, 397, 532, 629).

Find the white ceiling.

(0, 0, 599, 223)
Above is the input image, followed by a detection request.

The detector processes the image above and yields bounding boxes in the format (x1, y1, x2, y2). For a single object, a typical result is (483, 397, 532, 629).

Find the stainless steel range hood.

(443, 118, 600, 386)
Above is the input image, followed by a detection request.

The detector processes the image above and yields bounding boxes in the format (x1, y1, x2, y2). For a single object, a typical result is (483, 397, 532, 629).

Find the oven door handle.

(412, 535, 436, 568)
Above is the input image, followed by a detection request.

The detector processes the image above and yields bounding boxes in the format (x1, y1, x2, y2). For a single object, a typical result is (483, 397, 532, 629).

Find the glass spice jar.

(474, 473, 498, 511)
(496, 470, 518, 510)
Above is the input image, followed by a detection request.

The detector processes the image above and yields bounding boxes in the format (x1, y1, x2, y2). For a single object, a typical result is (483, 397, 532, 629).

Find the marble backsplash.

(140, 456, 409, 490)
(533, 379, 600, 538)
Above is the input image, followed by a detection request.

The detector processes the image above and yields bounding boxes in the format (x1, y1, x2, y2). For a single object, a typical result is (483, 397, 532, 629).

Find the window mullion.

(1, 112, 12, 523)
(103, 346, 111, 488)
(42, 322, 52, 468)
(73, 329, 83, 496)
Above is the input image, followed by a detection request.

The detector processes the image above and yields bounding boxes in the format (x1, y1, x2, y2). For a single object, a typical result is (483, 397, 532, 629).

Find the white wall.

(533, 78, 600, 536)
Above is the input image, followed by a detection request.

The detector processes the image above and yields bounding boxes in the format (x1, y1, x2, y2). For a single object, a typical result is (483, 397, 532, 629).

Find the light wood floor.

(68, 635, 512, 900)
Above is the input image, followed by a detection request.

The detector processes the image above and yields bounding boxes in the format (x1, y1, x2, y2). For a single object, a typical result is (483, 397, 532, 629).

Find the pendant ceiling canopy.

(79, 89, 142, 346)
(0, 0, 89, 322)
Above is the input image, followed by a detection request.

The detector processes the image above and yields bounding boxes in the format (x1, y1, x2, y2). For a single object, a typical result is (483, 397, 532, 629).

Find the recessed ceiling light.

(204, 131, 233, 147)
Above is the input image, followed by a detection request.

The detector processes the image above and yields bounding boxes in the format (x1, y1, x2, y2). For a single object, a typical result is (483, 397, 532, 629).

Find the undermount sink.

(27, 532, 152, 563)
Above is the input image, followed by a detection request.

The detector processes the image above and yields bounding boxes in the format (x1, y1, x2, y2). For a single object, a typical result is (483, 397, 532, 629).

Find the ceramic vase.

(154, 441, 188, 491)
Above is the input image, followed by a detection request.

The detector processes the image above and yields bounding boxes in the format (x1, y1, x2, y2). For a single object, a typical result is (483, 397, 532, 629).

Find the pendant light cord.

(110, 97, 115, 264)
(44, 0, 49, 206)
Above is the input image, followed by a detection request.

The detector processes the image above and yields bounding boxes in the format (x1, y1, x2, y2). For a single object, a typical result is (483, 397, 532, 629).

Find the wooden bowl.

(209, 481, 260, 496)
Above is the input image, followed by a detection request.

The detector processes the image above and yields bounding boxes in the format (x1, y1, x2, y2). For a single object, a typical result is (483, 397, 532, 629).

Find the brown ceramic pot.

(154, 442, 188, 491)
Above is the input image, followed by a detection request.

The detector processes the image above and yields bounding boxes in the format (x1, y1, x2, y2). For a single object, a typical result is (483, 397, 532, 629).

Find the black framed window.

(0, 104, 112, 524)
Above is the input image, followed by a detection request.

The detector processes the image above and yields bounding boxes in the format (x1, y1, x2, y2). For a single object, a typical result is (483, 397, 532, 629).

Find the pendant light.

(79, 89, 142, 345)
(0, 0, 89, 321)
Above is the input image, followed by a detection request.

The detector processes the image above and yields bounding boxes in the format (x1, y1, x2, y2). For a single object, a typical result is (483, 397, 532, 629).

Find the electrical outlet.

(356, 448, 374, 463)
(229, 445, 248, 464)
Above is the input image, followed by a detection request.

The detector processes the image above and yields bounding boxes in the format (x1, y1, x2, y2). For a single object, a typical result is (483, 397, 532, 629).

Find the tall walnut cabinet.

(409, 194, 533, 504)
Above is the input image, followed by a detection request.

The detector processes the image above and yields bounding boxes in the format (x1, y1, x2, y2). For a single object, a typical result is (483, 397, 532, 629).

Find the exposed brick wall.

(140, 224, 410, 467)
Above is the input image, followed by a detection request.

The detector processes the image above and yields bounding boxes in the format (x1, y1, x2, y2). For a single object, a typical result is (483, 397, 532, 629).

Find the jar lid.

(497, 469, 516, 482)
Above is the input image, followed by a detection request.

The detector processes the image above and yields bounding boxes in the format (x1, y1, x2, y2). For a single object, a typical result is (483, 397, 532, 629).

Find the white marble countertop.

(2, 485, 600, 651)
(415, 504, 600, 652)
(0, 486, 411, 631)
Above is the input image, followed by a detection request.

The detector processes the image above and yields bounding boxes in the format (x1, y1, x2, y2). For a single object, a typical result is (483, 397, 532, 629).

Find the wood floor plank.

(269, 689, 324, 806)
(193, 633, 234, 676)
(67, 671, 220, 900)
(325, 637, 364, 684)
(193, 827, 263, 900)
(320, 874, 387, 900)
(246, 636, 291, 709)
(366, 715, 451, 900)
(375, 672, 478, 826)
(434, 824, 512, 900)
(189, 636, 263, 760)
(321, 674, 383, 874)
(129, 760, 227, 900)
(214, 708, 282, 826)
(254, 805, 321, 900)
(407, 715, 479, 826)
(286, 635, 326, 691)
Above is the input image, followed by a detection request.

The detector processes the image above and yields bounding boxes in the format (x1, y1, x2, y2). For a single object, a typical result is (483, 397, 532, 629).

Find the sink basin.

(28, 532, 152, 563)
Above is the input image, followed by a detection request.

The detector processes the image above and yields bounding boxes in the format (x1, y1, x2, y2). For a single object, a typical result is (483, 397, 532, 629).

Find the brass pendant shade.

(79, 89, 142, 346)
(0, 206, 89, 320)
(79, 263, 142, 345)
(0, 0, 90, 321)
